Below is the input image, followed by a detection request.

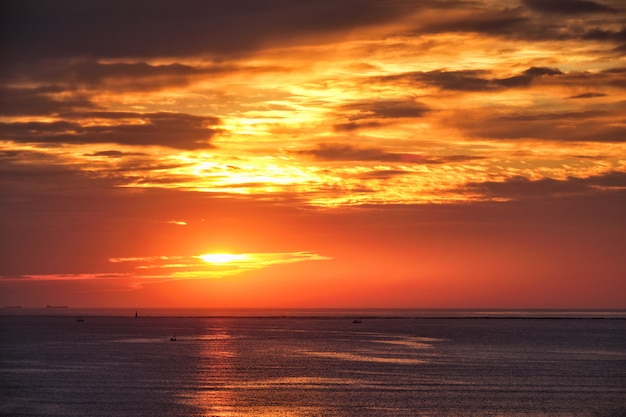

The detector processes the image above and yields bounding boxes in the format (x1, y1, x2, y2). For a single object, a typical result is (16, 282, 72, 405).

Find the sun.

(198, 253, 249, 265)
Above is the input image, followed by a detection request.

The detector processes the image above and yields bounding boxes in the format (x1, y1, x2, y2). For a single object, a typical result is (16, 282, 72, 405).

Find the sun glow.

(198, 253, 250, 264)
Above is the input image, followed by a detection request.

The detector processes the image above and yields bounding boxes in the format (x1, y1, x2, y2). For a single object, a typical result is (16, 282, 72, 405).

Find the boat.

(46, 305, 68, 308)
(352, 319, 362, 324)
(170, 336, 177, 341)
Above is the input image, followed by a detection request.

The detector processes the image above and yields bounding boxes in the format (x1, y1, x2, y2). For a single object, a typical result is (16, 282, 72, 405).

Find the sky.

(1, 0, 625, 309)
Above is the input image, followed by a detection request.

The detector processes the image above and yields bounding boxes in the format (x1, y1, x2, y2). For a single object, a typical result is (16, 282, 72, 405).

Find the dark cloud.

(535, 67, 626, 90)
(522, 0, 617, 14)
(418, 70, 493, 91)
(0, 0, 433, 62)
(86, 150, 148, 158)
(90, 150, 124, 158)
(599, 67, 626, 89)
(385, 67, 563, 92)
(0, 148, 121, 196)
(333, 99, 429, 131)
(502, 67, 563, 84)
(458, 104, 626, 142)
(291, 143, 480, 164)
(334, 121, 386, 132)
(583, 26, 626, 42)
(568, 92, 608, 99)
(406, 2, 625, 46)
(0, 60, 289, 92)
(2, 0, 624, 70)
(0, 86, 95, 116)
(357, 170, 411, 180)
(340, 99, 430, 120)
(585, 171, 626, 187)
(0, 147, 196, 199)
(291, 143, 408, 162)
(0, 112, 221, 150)
(464, 171, 626, 200)
(421, 8, 530, 35)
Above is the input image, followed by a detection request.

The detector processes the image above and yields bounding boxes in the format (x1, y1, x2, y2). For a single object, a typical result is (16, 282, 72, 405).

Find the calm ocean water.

(1, 309, 625, 417)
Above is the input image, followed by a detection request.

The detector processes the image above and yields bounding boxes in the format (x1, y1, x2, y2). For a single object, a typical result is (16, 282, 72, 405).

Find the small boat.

(170, 336, 177, 341)
(352, 319, 362, 324)
(47, 305, 68, 308)
(76, 318, 84, 322)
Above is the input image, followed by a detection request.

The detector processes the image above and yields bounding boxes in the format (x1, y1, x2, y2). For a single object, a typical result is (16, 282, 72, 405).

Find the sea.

(1, 309, 625, 417)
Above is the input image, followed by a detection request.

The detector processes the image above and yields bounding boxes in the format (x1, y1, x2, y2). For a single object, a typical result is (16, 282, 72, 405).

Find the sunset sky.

(1, 0, 625, 309)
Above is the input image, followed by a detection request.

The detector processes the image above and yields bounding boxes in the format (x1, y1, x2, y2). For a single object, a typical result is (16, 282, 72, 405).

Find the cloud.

(0, 111, 221, 150)
(2, 61, 205, 92)
(166, 220, 187, 226)
(522, 0, 617, 14)
(547, 67, 626, 91)
(340, 99, 430, 120)
(357, 170, 412, 180)
(0, 86, 95, 116)
(583, 27, 626, 42)
(85, 150, 147, 158)
(380, 67, 563, 92)
(0, 145, 191, 199)
(461, 105, 626, 142)
(0, 148, 122, 195)
(333, 99, 429, 131)
(291, 143, 480, 164)
(405, 1, 624, 46)
(1, 60, 290, 93)
(104, 251, 332, 279)
(0, 0, 426, 62)
(3, 0, 624, 72)
(291, 143, 411, 162)
(464, 171, 626, 200)
(569, 92, 608, 99)
(334, 121, 387, 132)
(420, 8, 531, 36)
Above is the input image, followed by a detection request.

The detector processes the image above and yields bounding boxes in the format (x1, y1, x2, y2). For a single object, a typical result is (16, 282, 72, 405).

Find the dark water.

(1, 311, 625, 417)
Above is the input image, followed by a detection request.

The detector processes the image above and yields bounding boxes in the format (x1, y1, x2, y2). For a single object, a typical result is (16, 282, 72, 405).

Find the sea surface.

(1, 309, 625, 417)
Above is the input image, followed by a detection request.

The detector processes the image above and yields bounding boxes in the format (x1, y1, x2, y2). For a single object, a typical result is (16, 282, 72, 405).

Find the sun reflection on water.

(192, 322, 238, 416)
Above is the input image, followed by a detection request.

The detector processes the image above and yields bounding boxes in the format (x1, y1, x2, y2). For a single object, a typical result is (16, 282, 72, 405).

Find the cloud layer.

(1, 0, 625, 307)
